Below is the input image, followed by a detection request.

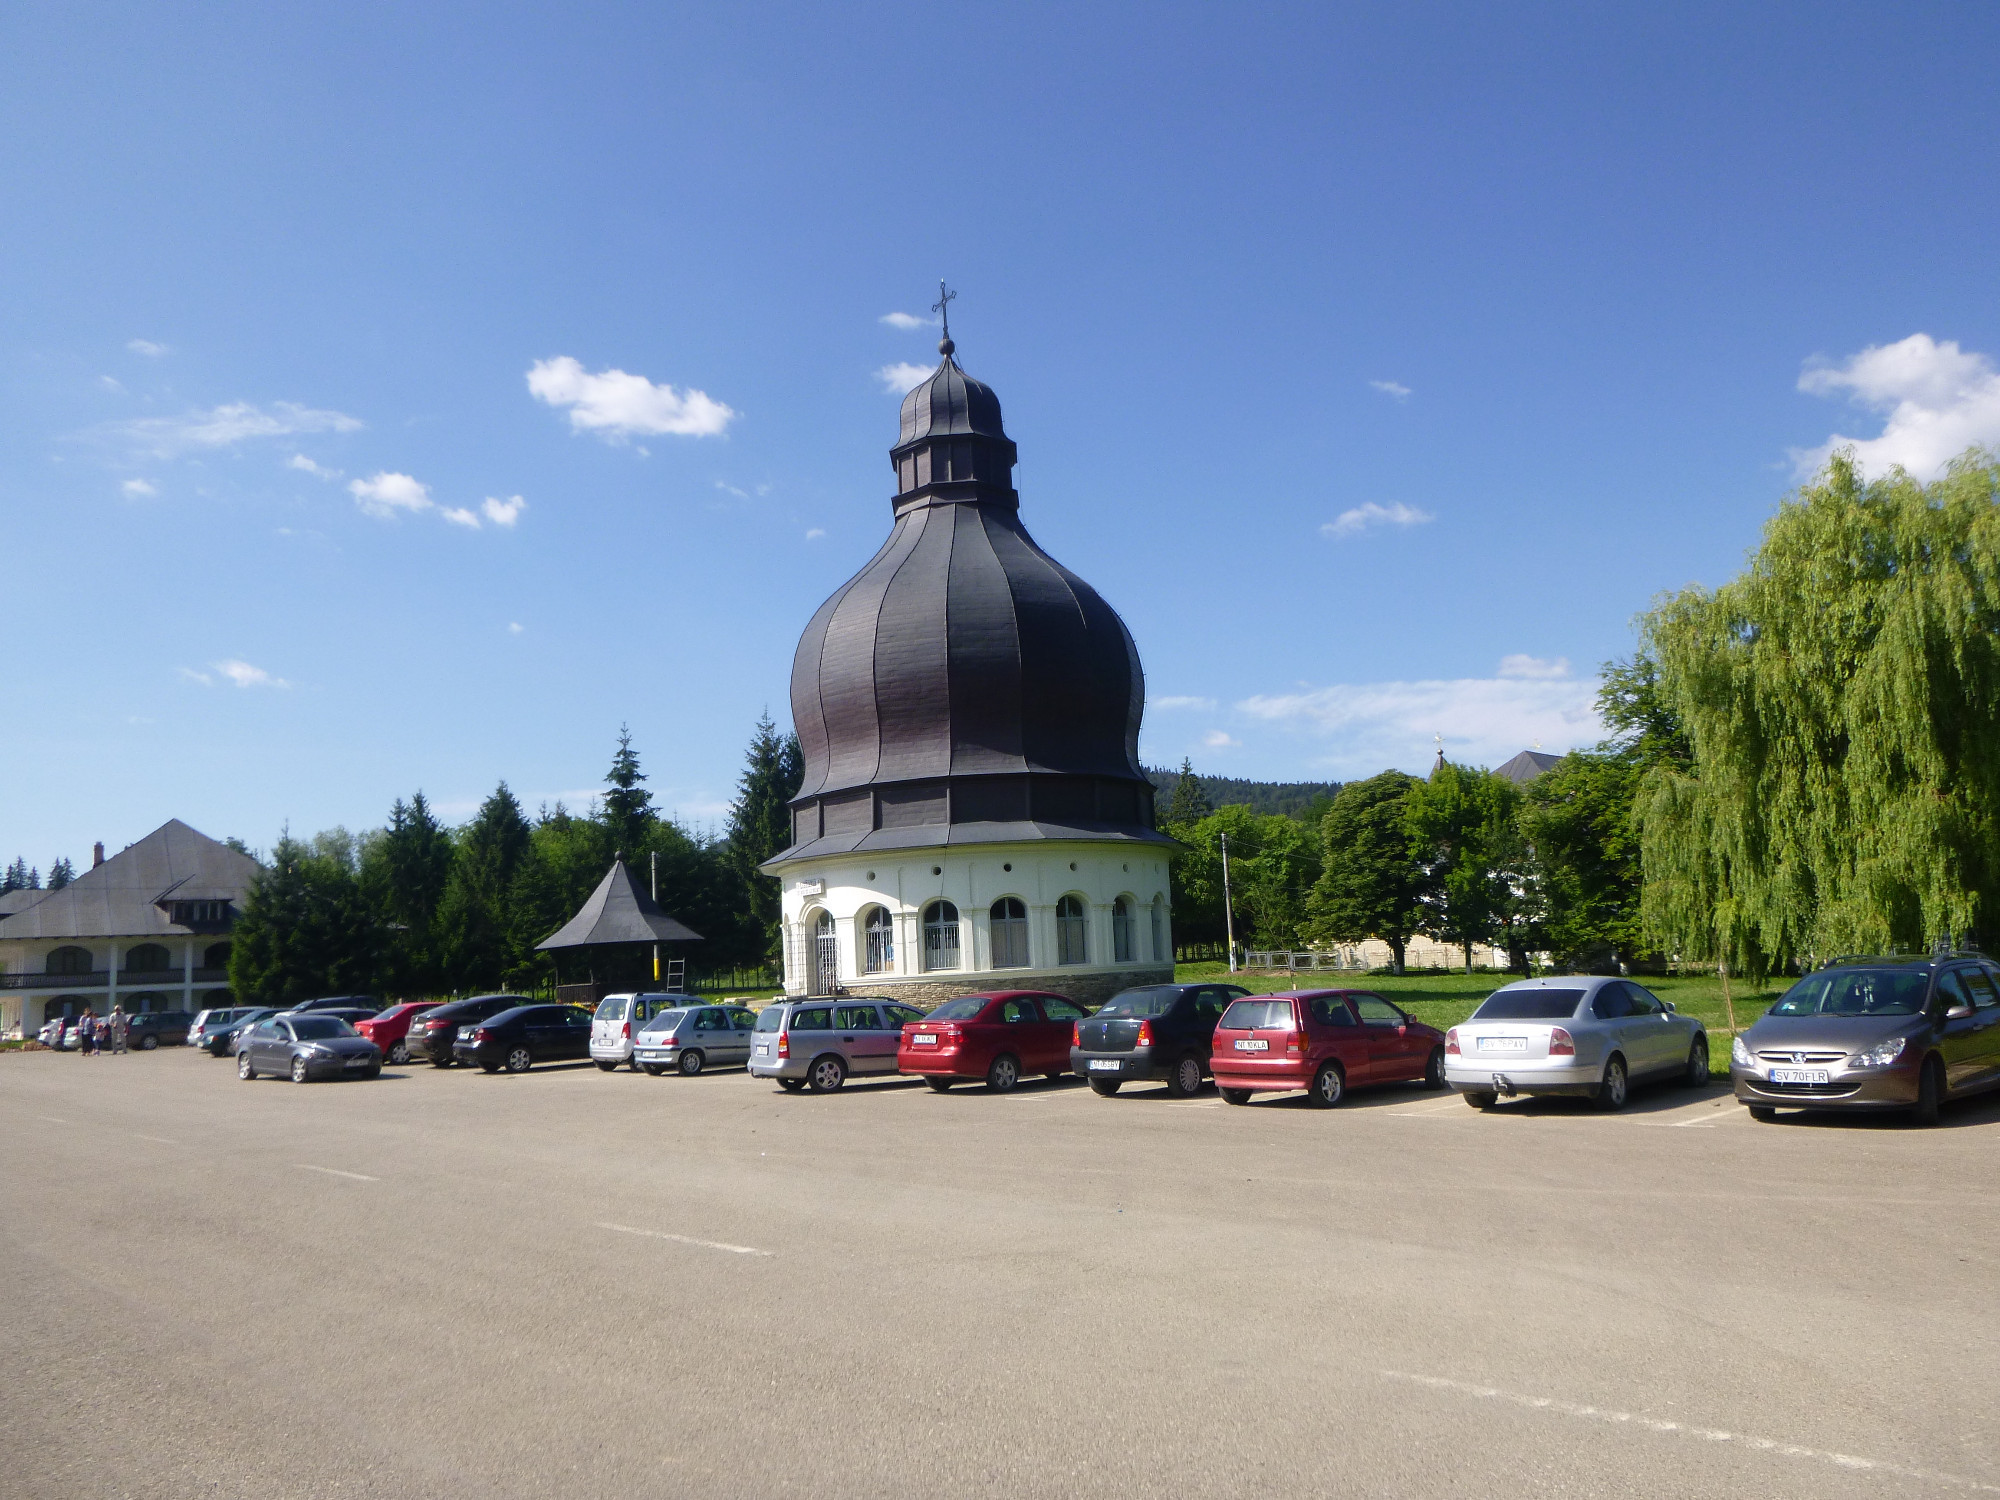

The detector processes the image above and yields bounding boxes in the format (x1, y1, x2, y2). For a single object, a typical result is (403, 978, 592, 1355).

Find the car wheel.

(1307, 1061, 1345, 1108)
(1595, 1055, 1629, 1111)
(628, 1054, 644, 1072)
(1424, 1046, 1447, 1089)
(1464, 1089, 1498, 1110)
(1088, 1078, 1122, 1097)
(809, 1055, 847, 1093)
(290, 1055, 310, 1084)
(387, 1041, 409, 1065)
(1683, 1036, 1710, 1087)
(364, 1064, 381, 1080)
(593, 1059, 617, 1072)
(481, 1061, 500, 1074)
(141, 1034, 159, 1051)
(925, 1076, 954, 1093)
(1911, 1056, 1944, 1127)
(778, 1077, 807, 1092)
(1219, 1087, 1252, 1106)
(505, 1046, 533, 1074)
(1747, 1104, 1777, 1121)
(238, 1052, 255, 1080)
(430, 1054, 452, 1068)
(640, 1063, 663, 1077)
(986, 1054, 1021, 1092)
(678, 1050, 705, 1077)
(1166, 1055, 1204, 1098)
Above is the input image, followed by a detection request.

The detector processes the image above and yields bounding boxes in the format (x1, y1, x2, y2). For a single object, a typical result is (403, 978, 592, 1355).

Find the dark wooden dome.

(775, 347, 1165, 863)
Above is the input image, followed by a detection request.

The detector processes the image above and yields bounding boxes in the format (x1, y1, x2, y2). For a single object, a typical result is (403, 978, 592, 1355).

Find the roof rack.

(1817, 943, 1985, 970)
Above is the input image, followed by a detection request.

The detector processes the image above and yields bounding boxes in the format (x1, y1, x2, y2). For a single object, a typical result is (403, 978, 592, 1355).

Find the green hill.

(1145, 767, 1342, 820)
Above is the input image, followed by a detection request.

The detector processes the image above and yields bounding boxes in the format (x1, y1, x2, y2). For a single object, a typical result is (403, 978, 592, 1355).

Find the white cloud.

(1153, 695, 1218, 711)
(1321, 501, 1434, 539)
(104, 401, 361, 458)
(1369, 379, 1412, 400)
(482, 494, 526, 527)
(1203, 730, 1240, 748)
(288, 453, 341, 479)
(880, 311, 935, 330)
(1794, 334, 2000, 481)
(439, 506, 482, 529)
(127, 339, 168, 357)
(1498, 654, 1570, 680)
(805, 527, 827, 540)
(349, 471, 432, 519)
(177, 667, 213, 686)
(1237, 674, 1601, 777)
(526, 356, 736, 440)
(214, 659, 288, 689)
(98, 375, 126, 394)
(120, 478, 157, 498)
(876, 362, 934, 395)
(508, 622, 525, 635)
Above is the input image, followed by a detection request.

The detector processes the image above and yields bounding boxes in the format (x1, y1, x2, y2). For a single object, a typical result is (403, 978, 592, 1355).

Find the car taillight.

(1072, 1022, 1081, 1045)
(1285, 1032, 1304, 1054)
(777, 1032, 789, 1058)
(622, 1021, 631, 1040)
(473, 1027, 491, 1042)
(1549, 1026, 1575, 1056)
(1136, 1020, 1154, 1047)
(1445, 1027, 1460, 1055)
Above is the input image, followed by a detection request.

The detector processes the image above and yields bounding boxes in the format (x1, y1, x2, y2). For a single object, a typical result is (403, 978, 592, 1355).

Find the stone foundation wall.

(836, 967, 1174, 1011)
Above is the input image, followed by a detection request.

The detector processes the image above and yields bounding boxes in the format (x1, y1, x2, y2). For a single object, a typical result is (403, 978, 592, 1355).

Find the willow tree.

(1637, 448, 2000, 973)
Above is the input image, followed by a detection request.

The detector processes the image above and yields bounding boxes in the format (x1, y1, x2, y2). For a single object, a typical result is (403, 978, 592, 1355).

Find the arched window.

(923, 901, 961, 972)
(990, 898, 1029, 969)
(125, 943, 172, 973)
(46, 946, 92, 976)
(863, 906, 895, 974)
(810, 909, 838, 995)
(1056, 895, 1088, 966)
(1150, 896, 1167, 963)
(1112, 897, 1134, 963)
(203, 941, 233, 970)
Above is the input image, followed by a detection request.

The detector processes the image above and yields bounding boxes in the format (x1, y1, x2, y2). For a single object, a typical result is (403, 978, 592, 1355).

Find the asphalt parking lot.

(6, 1049, 2000, 1499)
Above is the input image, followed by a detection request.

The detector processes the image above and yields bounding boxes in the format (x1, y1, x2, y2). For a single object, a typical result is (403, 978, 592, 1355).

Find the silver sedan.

(1444, 975, 1708, 1110)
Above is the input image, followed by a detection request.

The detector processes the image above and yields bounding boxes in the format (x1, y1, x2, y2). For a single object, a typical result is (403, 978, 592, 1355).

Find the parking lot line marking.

(295, 1164, 378, 1182)
(1383, 1370, 2000, 1493)
(134, 1135, 179, 1145)
(1386, 1098, 1470, 1117)
(36, 1116, 68, 1125)
(596, 1222, 772, 1257)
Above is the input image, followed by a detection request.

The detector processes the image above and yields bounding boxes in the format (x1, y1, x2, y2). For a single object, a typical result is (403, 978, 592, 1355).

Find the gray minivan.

(749, 998, 925, 1093)
(590, 992, 695, 1070)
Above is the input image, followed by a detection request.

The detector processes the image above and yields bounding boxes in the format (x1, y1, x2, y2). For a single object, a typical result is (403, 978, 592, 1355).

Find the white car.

(589, 992, 696, 1070)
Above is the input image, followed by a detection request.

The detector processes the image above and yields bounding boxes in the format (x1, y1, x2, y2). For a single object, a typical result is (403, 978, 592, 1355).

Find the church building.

(764, 322, 1176, 1007)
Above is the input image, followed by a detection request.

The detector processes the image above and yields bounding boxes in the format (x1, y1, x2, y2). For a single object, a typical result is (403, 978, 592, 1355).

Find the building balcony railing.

(0, 968, 229, 990)
(118, 967, 230, 985)
(0, 971, 108, 989)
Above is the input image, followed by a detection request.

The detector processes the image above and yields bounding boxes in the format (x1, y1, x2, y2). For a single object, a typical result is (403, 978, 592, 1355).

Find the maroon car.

(897, 991, 1089, 1092)
(354, 1001, 440, 1065)
(1210, 990, 1447, 1106)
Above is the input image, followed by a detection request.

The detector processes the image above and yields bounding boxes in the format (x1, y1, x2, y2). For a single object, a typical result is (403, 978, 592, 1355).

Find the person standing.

(109, 1005, 128, 1055)
(77, 1008, 96, 1056)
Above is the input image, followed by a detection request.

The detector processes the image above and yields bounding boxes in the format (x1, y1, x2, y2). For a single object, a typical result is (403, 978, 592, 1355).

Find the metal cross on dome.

(932, 281, 956, 339)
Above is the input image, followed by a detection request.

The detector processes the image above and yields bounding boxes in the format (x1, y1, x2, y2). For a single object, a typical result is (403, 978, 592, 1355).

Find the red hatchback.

(1210, 990, 1446, 1106)
(898, 991, 1089, 1092)
(354, 1002, 440, 1066)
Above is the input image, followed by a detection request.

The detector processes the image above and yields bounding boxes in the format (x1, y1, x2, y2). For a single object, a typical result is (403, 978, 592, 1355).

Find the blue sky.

(4, 2, 1998, 866)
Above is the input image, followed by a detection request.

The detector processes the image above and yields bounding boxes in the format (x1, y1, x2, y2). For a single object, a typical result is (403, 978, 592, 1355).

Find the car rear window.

(755, 1005, 784, 1032)
(643, 1009, 687, 1031)
(1221, 999, 1296, 1030)
(594, 997, 627, 1021)
(1473, 990, 1585, 1021)
(926, 997, 991, 1021)
(1770, 969, 1930, 1017)
(1097, 988, 1179, 1018)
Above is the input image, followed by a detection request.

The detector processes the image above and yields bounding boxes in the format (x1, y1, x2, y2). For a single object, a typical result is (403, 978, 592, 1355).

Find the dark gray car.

(236, 1014, 382, 1083)
(1730, 955, 2000, 1125)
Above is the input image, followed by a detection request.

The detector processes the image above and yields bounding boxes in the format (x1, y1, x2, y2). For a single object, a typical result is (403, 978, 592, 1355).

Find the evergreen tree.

(1, 858, 29, 892)
(438, 782, 534, 989)
(362, 792, 454, 993)
(723, 712, 803, 964)
(1306, 770, 1423, 972)
(601, 724, 655, 857)
(46, 857, 75, 890)
(229, 835, 383, 1004)
(1164, 759, 1213, 826)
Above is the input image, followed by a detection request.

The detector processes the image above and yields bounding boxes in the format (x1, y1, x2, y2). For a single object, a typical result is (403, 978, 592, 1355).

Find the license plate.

(755, 1044, 769, 1054)
(344, 1058, 370, 1068)
(1769, 1067, 1829, 1085)
(1088, 1059, 1122, 1072)
(1478, 1037, 1528, 1052)
(913, 1034, 937, 1046)
(1234, 1038, 1269, 1051)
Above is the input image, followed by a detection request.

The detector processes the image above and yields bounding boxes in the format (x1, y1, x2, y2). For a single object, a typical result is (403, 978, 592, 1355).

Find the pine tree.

(1164, 759, 1213, 826)
(229, 835, 383, 1004)
(362, 792, 454, 993)
(1, 858, 25, 893)
(601, 724, 656, 858)
(723, 712, 803, 964)
(438, 782, 534, 989)
(46, 857, 76, 890)
(1306, 771, 1423, 972)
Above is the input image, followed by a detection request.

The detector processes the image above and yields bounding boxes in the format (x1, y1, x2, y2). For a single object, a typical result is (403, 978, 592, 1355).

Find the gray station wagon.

(749, 998, 925, 1092)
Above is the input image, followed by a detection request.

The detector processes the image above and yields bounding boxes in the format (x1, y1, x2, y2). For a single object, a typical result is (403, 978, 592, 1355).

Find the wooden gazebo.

(537, 858, 702, 1008)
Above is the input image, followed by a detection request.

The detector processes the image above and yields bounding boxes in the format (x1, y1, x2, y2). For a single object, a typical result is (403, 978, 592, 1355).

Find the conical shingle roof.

(536, 859, 702, 950)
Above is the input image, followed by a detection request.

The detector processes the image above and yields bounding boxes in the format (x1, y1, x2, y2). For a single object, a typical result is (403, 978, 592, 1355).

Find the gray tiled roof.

(0, 820, 262, 939)
(536, 859, 702, 950)
(0, 889, 49, 917)
(1494, 750, 1564, 785)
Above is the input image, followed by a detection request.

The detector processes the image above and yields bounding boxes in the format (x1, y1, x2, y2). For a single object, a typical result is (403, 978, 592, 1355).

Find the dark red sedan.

(898, 991, 1089, 1092)
(1210, 990, 1446, 1106)
(354, 1002, 440, 1065)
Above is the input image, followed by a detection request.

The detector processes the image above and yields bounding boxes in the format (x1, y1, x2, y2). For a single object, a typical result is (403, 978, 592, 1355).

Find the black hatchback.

(405, 994, 532, 1067)
(1071, 982, 1251, 1097)
(452, 1004, 593, 1073)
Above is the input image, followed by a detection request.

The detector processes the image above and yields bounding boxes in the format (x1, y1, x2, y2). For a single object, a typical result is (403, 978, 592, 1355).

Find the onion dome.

(773, 340, 1164, 863)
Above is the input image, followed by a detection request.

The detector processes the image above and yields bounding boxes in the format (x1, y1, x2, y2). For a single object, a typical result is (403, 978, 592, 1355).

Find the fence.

(1241, 950, 1366, 973)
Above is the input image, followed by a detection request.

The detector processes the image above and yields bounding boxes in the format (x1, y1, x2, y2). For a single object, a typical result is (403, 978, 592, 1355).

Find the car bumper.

(1731, 1063, 1919, 1109)
(451, 1041, 502, 1067)
(896, 1045, 977, 1077)
(300, 1054, 380, 1078)
(748, 1053, 807, 1079)
(636, 1043, 691, 1067)
(589, 1041, 633, 1063)
(1071, 1046, 1160, 1081)
(1211, 1058, 1311, 1093)
(1446, 1058, 1601, 1096)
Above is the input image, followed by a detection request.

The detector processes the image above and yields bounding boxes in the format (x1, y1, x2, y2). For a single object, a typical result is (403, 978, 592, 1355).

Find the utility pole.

(1220, 831, 1237, 974)
(650, 851, 660, 984)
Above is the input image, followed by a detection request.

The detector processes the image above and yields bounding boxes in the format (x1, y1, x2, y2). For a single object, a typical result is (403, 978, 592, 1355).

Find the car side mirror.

(1947, 1003, 1975, 1020)
(1662, 1001, 1676, 1013)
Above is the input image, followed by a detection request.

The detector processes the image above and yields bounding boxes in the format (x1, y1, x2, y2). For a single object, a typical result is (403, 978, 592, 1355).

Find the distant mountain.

(1145, 767, 1343, 820)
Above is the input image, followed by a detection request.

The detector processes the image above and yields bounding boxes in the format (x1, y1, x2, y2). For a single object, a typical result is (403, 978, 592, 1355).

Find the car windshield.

(1220, 999, 1296, 1030)
(1096, 988, 1178, 1018)
(1771, 969, 1930, 1017)
(1473, 990, 1586, 1021)
(925, 997, 992, 1021)
(291, 1017, 356, 1040)
(755, 1005, 784, 1033)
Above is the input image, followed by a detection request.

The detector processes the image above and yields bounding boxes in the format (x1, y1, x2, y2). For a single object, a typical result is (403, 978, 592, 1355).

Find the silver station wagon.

(749, 998, 925, 1093)
(632, 1004, 756, 1076)
(1445, 976, 1709, 1110)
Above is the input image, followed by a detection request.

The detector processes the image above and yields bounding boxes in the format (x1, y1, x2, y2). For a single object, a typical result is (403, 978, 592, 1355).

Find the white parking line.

(1383, 1370, 2000, 1493)
(295, 1164, 378, 1182)
(1386, 1097, 1471, 1118)
(36, 1116, 68, 1125)
(597, 1222, 772, 1257)
(134, 1135, 179, 1145)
